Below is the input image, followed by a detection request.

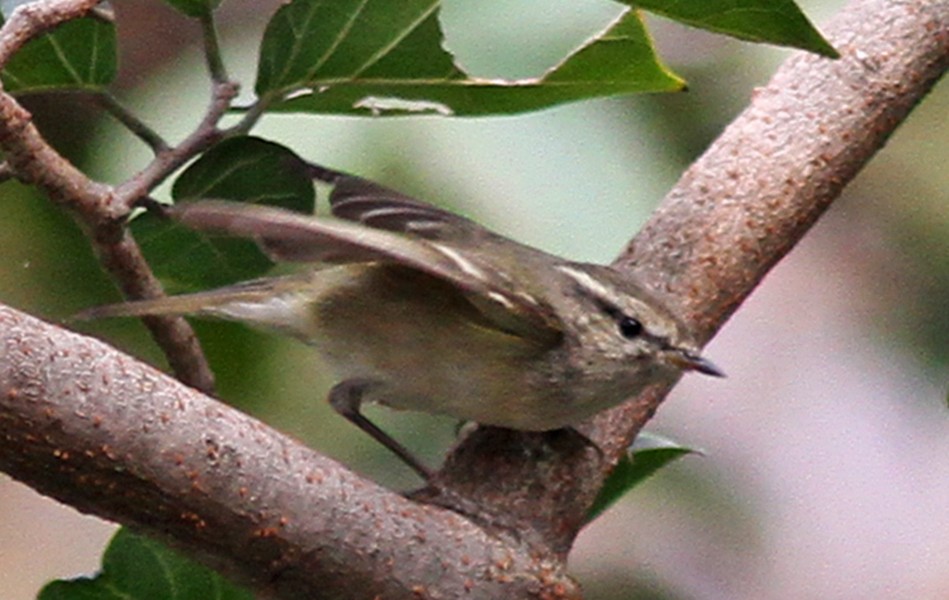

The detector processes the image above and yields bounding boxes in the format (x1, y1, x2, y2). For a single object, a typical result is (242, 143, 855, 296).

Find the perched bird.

(80, 173, 722, 478)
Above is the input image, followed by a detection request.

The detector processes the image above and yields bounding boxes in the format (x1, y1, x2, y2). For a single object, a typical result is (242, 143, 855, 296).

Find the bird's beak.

(669, 349, 725, 377)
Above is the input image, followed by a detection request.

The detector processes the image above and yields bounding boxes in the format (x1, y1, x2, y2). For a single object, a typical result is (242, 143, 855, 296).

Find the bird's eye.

(618, 316, 643, 339)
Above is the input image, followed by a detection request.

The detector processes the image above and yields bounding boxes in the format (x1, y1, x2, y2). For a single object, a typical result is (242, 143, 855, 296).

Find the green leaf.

(162, 0, 223, 18)
(0, 11, 117, 93)
(255, 0, 683, 116)
(170, 137, 314, 209)
(38, 528, 253, 600)
(624, 0, 839, 58)
(133, 136, 315, 291)
(130, 212, 275, 293)
(586, 432, 699, 523)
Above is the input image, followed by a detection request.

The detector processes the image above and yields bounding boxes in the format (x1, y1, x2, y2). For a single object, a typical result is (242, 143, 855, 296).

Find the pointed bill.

(668, 349, 725, 377)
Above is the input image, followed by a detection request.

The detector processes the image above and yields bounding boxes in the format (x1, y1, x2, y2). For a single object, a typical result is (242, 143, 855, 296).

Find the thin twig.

(111, 80, 237, 211)
(92, 92, 169, 153)
(0, 0, 216, 393)
(0, 89, 216, 392)
(199, 11, 228, 84)
(220, 94, 272, 137)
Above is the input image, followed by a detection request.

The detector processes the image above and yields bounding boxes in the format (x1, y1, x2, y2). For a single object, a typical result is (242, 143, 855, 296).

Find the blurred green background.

(1, 0, 946, 598)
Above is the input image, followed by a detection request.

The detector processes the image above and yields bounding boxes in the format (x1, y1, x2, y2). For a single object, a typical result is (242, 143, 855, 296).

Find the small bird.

(80, 173, 722, 479)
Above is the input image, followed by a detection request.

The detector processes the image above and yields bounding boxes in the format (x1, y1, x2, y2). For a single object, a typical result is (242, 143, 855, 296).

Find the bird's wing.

(329, 176, 488, 242)
(168, 200, 563, 344)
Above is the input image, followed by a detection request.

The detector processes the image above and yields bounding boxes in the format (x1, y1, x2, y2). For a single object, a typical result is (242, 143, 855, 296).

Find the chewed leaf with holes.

(255, 0, 683, 116)
(38, 528, 253, 600)
(0, 7, 116, 93)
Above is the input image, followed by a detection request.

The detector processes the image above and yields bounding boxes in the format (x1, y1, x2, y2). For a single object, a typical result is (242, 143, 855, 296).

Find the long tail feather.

(73, 278, 293, 322)
(75, 295, 218, 321)
(74, 274, 326, 342)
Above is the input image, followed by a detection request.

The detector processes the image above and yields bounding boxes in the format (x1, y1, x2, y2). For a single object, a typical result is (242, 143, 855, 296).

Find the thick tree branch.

(0, 306, 577, 599)
(601, 0, 948, 459)
(0, 0, 944, 598)
(427, 0, 948, 555)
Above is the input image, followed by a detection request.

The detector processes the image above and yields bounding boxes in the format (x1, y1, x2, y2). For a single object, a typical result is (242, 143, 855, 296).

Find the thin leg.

(329, 379, 434, 481)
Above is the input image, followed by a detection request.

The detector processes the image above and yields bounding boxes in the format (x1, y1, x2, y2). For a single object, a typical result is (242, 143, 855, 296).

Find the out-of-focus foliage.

(0, 10, 115, 92)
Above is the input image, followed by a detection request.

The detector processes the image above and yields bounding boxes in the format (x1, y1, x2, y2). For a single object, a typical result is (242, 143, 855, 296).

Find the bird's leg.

(329, 379, 434, 481)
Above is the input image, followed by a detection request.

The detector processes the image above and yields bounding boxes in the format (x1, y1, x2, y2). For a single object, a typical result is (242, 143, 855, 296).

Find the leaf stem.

(220, 95, 272, 137)
(92, 92, 169, 154)
(112, 81, 238, 210)
(199, 11, 228, 84)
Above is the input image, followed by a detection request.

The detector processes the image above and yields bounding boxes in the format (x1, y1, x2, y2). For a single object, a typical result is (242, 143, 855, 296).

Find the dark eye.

(618, 316, 643, 339)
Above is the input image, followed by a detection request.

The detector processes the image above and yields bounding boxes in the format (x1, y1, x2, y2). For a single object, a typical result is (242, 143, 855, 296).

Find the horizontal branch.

(0, 305, 577, 599)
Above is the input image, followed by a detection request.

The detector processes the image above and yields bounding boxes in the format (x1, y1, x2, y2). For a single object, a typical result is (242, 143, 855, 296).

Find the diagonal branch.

(0, 4, 269, 391)
(0, 0, 944, 598)
(428, 0, 948, 555)
(0, 305, 577, 599)
(0, 0, 222, 393)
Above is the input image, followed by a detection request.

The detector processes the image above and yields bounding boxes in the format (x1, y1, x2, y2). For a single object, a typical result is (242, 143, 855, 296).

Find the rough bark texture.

(0, 0, 945, 598)
(0, 307, 579, 599)
(432, 0, 949, 556)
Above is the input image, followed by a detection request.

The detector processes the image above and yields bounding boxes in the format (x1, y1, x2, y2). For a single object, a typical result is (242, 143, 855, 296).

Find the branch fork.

(0, 0, 944, 597)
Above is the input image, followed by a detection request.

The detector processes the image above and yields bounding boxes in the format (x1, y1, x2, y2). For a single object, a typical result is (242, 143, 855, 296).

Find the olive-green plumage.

(81, 175, 721, 478)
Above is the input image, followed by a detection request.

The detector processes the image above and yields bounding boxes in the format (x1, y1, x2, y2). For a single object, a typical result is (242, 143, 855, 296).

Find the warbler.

(80, 172, 722, 479)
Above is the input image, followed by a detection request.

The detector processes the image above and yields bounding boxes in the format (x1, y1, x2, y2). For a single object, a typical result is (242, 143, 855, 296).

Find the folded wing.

(168, 198, 563, 345)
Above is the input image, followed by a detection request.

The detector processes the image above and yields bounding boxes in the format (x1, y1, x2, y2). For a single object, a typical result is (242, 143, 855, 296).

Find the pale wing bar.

(169, 201, 563, 344)
(330, 176, 482, 240)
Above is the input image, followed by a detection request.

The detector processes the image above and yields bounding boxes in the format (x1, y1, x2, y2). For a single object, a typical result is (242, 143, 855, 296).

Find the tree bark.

(431, 0, 949, 556)
(0, 0, 946, 598)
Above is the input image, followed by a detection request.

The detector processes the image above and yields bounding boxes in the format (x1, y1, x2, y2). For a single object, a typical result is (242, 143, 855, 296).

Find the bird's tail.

(73, 276, 304, 322)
